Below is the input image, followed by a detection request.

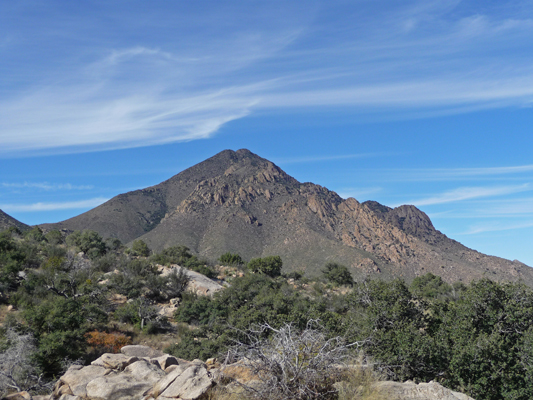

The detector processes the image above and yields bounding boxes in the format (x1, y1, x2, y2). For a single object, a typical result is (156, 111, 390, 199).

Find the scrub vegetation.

(2, 226, 533, 399)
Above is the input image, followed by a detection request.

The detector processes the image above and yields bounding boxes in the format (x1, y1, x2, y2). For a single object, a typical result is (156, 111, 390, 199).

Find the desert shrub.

(85, 330, 132, 354)
(409, 273, 453, 299)
(247, 256, 282, 277)
(113, 298, 166, 332)
(66, 230, 107, 260)
(172, 274, 345, 361)
(345, 279, 442, 382)
(0, 233, 27, 292)
(219, 252, 244, 266)
(130, 240, 150, 257)
(226, 320, 355, 400)
(105, 237, 123, 251)
(22, 295, 108, 376)
(44, 230, 63, 245)
(24, 227, 46, 244)
(151, 245, 215, 277)
(0, 328, 53, 397)
(107, 258, 158, 298)
(322, 263, 354, 286)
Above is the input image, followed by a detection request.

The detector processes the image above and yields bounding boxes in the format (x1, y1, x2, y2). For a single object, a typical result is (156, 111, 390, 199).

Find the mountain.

(0, 209, 30, 232)
(41, 149, 532, 284)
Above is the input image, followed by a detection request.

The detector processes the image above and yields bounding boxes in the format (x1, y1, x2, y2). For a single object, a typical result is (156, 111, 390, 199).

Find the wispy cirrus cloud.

(463, 220, 533, 235)
(404, 184, 531, 206)
(2, 182, 94, 190)
(0, 197, 109, 212)
(3, 1, 533, 155)
(369, 164, 533, 182)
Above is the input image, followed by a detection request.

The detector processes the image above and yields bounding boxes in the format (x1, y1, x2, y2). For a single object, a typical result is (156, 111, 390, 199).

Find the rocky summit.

(42, 149, 533, 284)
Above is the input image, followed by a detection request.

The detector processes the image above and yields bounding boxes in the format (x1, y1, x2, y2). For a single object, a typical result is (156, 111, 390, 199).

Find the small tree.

(130, 240, 150, 257)
(247, 256, 283, 277)
(219, 252, 244, 266)
(322, 263, 354, 286)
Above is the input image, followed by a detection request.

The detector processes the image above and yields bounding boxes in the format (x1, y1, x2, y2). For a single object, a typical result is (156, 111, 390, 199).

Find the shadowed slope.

(0, 210, 30, 232)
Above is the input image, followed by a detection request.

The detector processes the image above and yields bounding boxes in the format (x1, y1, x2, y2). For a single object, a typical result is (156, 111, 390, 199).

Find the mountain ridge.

(0, 209, 30, 232)
(40, 149, 532, 285)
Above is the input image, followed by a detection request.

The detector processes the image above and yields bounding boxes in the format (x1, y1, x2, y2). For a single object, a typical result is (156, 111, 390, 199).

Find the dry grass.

(205, 356, 391, 400)
(336, 361, 392, 400)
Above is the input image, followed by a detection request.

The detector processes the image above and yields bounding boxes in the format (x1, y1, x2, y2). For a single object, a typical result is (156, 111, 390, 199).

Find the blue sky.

(1, 0, 533, 265)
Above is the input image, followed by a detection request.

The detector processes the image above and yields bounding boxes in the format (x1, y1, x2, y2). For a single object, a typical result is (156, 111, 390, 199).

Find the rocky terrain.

(2, 345, 475, 400)
(40, 149, 532, 284)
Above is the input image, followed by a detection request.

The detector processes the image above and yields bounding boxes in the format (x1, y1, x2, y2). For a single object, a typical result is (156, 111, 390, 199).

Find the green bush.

(44, 230, 63, 245)
(218, 252, 244, 266)
(66, 230, 107, 260)
(247, 255, 283, 277)
(130, 240, 150, 257)
(322, 263, 354, 286)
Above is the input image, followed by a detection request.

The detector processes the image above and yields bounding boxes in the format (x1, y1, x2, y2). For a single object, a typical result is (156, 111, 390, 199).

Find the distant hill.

(0, 209, 30, 232)
(42, 149, 533, 284)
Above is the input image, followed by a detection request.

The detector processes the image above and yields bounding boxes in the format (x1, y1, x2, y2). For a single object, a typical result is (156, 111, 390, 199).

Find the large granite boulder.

(48, 350, 213, 400)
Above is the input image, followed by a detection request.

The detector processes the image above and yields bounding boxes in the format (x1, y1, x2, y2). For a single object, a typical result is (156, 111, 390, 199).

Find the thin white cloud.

(405, 184, 531, 206)
(0, 197, 109, 212)
(3, 2, 533, 155)
(371, 164, 533, 182)
(463, 221, 533, 235)
(2, 182, 94, 190)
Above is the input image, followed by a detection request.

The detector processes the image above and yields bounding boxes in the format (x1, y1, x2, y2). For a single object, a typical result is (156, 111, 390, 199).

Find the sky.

(1, 0, 533, 266)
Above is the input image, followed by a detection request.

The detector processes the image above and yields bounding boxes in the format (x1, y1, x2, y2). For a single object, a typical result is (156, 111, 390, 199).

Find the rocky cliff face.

(41, 149, 533, 285)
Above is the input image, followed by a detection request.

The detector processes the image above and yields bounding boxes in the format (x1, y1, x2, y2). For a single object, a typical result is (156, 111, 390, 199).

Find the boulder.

(123, 360, 165, 383)
(157, 364, 213, 400)
(58, 365, 109, 398)
(153, 354, 180, 370)
(375, 380, 475, 400)
(120, 345, 164, 359)
(85, 372, 153, 400)
(91, 354, 139, 371)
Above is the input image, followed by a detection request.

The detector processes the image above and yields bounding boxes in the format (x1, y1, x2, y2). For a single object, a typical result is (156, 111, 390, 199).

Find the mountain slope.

(0, 210, 30, 232)
(41, 149, 533, 284)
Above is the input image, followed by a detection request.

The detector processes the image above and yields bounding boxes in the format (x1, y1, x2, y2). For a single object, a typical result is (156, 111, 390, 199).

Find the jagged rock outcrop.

(41, 149, 533, 285)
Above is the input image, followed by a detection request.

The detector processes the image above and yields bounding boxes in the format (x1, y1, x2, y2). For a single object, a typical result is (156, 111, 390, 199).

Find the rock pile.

(52, 345, 212, 400)
(3, 345, 475, 400)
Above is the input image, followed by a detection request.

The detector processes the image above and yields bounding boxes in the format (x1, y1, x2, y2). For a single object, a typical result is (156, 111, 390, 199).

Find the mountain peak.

(41, 149, 533, 286)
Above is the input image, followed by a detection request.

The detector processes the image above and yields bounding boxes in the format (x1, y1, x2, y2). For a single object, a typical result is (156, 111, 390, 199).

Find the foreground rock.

(49, 346, 213, 400)
(375, 381, 474, 400)
(3, 345, 475, 400)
